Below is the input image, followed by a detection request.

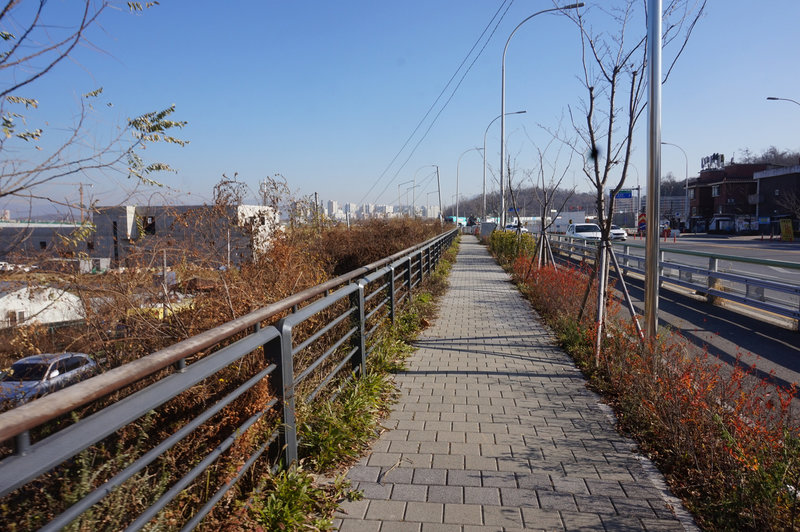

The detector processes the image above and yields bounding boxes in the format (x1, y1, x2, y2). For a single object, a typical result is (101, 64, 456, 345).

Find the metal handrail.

(549, 234, 800, 327)
(0, 230, 454, 444)
(0, 227, 458, 531)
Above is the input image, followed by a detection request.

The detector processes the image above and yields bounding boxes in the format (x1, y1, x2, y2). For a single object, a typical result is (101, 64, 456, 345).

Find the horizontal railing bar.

(295, 326, 357, 386)
(125, 403, 272, 531)
(285, 284, 359, 336)
(181, 428, 280, 532)
(0, 326, 281, 493)
(365, 319, 383, 340)
(292, 304, 356, 357)
(365, 299, 388, 322)
(364, 282, 389, 302)
(0, 229, 456, 442)
(40, 369, 279, 530)
(306, 346, 359, 404)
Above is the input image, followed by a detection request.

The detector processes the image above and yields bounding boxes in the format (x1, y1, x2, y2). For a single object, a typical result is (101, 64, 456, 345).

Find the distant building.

(0, 282, 84, 329)
(92, 204, 279, 266)
(0, 220, 85, 261)
(327, 200, 338, 218)
(753, 164, 800, 234)
(687, 162, 769, 233)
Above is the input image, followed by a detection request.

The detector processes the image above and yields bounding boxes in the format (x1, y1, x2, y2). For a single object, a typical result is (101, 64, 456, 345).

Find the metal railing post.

(352, 280, 367, 373)
(707, 257, 719, 304)
(388, 265, 396, 323)
(274, 319, 298, 465)
(14, 431, 30, 456)
(418, 250, 424, 287)
(406, 256, 413, 297)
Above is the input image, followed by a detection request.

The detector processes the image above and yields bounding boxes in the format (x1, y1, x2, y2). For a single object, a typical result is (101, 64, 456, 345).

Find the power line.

(359, 0, 514, 206)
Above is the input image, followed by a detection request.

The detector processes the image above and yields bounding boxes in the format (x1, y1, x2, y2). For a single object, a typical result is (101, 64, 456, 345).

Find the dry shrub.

(510, 257, 800, 530)
(0, 208, 448, 529)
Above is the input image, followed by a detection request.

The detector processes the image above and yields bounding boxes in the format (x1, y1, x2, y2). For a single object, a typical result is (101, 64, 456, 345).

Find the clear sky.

(4, 0, 800, 217)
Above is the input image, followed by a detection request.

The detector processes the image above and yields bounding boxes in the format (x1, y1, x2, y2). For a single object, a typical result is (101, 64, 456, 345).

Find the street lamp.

(767, 96, 800, 107)
(661, 141, 688, 230)
(457, 147, 483, 225)
(397, 179, 413, 215)
(414, 164, 437, 218)
(427, 190, 439, 218)
(500, 3, 584, 229)
(484, 111, 526, 222)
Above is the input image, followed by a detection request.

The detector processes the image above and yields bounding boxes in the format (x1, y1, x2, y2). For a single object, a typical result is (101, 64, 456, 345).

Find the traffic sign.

(615, 189, 633, 199)
(637, 213, 646, 231)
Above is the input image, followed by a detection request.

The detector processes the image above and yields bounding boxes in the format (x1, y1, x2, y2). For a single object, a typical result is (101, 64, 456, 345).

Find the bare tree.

(0, 1, 187, 214)
(527, 136, 576, 272)
(561, 0, 706, 361)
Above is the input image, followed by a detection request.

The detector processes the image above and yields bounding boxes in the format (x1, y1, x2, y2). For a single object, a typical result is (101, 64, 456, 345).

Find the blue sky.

(4, 0, 800, 217)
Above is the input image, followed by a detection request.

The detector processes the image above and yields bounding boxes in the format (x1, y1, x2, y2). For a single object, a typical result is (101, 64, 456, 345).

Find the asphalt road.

(605, 235, 800, 394)
(554, 234, 800, 391)
(614, 234, 800, 284)
(614, 271, 800, 390)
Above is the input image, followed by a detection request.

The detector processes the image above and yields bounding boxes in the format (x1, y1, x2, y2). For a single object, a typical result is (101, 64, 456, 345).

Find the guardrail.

(0, 227, 458, 530)
(549, 234, 800, 330)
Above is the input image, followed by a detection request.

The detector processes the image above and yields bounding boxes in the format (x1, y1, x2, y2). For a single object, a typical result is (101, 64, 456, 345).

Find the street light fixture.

(397, 179, 414, 215)
(484, 111, 526, 222)
(457, 147, 483, 225)
(414, 164, 437, 218)
(661, 141, 688, 230)
(766, 96, 800, 107)
(500, 3, 584, 229)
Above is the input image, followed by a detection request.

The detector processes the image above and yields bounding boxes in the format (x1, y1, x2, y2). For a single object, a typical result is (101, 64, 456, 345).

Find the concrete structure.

(0, 220, 84, 260)
(336, 237, 694, 531)
(754, 164, 800, 234)
(92, 204, 279, 266)
(0, 282, 84, 329)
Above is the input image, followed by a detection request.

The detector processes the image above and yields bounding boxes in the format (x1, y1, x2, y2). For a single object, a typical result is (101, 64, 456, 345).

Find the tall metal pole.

(484, 111, 526, 222)
(397, 179, 413, 215)
(645, 0, 662, 339)
(662, 141, 688, 230)
(457, 147, 483, 226)
(500, 4, 583, 230)
(414, 165, 436, 219)
(435, 165, 443, 227)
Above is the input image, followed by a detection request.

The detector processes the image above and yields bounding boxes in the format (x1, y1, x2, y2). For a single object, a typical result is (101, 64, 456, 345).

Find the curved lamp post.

(661, 141, 688, 230)
(414, 164, 437, 219)
(767, 96, 800, 107)
(500, 3, 584, 229)
(457, 147, 483, 225)
(484, 111, 526, 222)
(397, 179, 413, 215)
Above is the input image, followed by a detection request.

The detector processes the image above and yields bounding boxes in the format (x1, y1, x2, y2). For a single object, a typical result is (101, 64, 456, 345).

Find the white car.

(504, 223, 529, 233)
(610, 225, 627, 241)
(566, 223, 602, 241)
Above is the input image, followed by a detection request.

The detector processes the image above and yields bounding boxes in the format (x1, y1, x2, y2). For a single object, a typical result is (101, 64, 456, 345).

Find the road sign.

(637, 212, 646, 231)
(615, 189, 633, 199)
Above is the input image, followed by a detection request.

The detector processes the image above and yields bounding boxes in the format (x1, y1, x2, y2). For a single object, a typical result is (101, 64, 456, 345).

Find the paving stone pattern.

(335, 236, 695, 531)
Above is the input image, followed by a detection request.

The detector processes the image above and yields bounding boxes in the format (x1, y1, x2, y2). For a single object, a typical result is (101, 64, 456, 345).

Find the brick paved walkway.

(334, 236, 695, 531)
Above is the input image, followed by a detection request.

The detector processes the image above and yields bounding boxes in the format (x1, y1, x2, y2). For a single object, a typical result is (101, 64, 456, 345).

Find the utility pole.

(436, 165, 443, 228)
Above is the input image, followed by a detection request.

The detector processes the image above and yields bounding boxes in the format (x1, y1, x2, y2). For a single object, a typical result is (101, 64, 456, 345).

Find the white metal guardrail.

(549, 234, 800, 329)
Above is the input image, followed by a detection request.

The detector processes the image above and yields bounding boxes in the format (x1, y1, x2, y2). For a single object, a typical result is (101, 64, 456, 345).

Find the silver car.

(0, 352, 98, 408)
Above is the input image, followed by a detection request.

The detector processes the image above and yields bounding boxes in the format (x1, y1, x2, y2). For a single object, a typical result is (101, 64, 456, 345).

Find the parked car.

(610, 225, 628, 241)
(0, 352, 98, 408)
(566, 223, 602, 241)
(504, 223, 529, 233)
